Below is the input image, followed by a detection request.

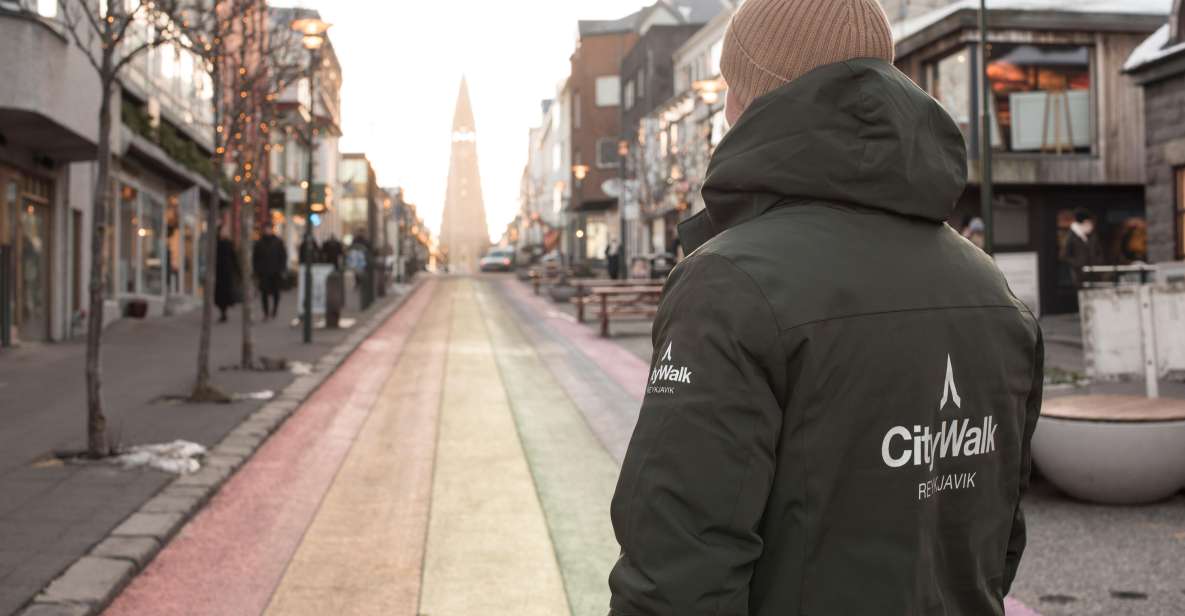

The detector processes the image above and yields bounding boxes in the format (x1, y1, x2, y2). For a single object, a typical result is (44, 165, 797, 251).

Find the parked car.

(480, 248, 516, 272)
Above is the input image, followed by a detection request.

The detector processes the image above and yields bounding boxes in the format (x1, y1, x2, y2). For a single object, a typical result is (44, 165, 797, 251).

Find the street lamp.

(571, 164, 590, 265)
(292, 15, 331, 344)
(692, 78, 726, 105)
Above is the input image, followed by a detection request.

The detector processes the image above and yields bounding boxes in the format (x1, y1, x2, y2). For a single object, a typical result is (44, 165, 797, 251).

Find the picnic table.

(585, 285, 664, 337)
(573, 279, 663, 323)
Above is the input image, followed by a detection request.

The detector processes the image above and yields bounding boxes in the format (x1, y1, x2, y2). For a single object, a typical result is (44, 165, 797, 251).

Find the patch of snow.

(288, 361, 312, 375)
(894, 0, 1173, 43)
(113, 440, 207, 474)
(1124, 24, 1185, 71)
(233, 389, 276, 401)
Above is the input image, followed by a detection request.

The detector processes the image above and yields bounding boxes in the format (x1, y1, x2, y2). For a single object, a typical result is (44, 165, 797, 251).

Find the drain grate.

(1039, 594, 1078, 605)
(1109, 590, 1148, 600)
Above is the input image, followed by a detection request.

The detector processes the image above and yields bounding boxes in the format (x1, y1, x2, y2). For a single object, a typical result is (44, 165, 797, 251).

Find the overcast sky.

(274, 0, 650, 242)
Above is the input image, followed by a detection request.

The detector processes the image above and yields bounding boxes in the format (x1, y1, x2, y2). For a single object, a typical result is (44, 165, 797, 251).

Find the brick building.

(1125, 0, 1185, 263)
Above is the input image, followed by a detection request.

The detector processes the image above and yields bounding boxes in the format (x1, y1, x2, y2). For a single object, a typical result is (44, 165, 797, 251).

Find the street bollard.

(325, 270, 344, 329)
(0, 245, 11, 348)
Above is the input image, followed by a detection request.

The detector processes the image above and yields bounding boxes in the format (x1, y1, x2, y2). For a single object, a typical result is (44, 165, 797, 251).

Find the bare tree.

(58, 0, 185, 457)
(174, 0, 303, 384)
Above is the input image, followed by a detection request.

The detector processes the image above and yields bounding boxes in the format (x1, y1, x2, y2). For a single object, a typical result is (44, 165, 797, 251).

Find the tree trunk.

(238, 193, 255, 368)
(193, 54, 228, 402)
(85, 72, 114, 458)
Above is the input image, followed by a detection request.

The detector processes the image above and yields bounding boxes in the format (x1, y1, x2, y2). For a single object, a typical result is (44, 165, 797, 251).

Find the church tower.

(439, 77, 490, 273)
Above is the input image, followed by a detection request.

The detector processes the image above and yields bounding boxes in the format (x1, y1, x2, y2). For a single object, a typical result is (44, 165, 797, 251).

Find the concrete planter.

(1032, 415, 1185, 505)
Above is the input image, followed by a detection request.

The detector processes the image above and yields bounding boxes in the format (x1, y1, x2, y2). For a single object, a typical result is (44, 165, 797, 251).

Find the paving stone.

(110, 512, 184, 540)
(220, 434, 261, 450)
(89, 536, 160, 567)
(211, 444, 254, 458)
(139, 493, 202, 515)
(18, 603, 90, 616)
(35, 556, 133, 605)
(203, 454, 246, 471)
(172, 465, 230, 488)
(161, 485, 208, 500)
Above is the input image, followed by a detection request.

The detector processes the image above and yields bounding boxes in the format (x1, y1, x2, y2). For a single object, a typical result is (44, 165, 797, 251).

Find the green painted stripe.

(475, 281, 621, 616)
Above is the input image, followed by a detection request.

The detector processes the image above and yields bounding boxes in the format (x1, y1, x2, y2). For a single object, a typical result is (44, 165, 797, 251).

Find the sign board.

(994, 252, 1040, 317)
(297, 264, 334, 315)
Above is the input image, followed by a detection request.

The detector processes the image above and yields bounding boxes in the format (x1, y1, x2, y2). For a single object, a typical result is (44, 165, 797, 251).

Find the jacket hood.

(684, 59, 967, 252)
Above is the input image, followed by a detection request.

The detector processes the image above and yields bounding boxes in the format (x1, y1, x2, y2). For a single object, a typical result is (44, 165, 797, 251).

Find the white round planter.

(1032, 415, 1185, 505)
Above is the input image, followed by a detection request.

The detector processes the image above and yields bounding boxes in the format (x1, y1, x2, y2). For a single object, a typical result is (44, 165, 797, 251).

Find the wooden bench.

(573, 279, 663, 323)
(529, 266, 565, 295)
(587, 286, 664, 337)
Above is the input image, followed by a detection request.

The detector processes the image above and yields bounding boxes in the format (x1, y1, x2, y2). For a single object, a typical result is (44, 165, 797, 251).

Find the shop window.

(1177, 167, 1185, 260)
(596, 138, 621, 169)
(986, 44, 1093, 154)
(927, 47, 972, 141)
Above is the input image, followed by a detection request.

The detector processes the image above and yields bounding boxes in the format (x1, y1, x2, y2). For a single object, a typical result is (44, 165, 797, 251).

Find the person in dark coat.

(1062, 208, 1102, 289)
(608, 2, 1043, 615)
(252, 224, 287, 319)
(321, 234, 344, 270)
(606, 240, 622, 280)
(214, 227, 239, 323)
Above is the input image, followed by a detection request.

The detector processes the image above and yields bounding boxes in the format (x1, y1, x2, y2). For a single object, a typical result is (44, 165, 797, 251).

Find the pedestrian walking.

(1062, 208, 1102, 289)
(214, 228, 240, 323)
(606, 240, 622, 280)
(608, 1, 1044, 614)
(252, 224, 288, 319)
(322, 234, 344, 270)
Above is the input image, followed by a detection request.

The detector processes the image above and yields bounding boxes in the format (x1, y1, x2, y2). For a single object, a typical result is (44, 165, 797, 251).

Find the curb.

(19, 278, 428, 616)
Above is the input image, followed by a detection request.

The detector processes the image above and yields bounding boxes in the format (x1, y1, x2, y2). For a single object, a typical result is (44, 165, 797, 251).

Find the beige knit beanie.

(721, 0, 895, 112)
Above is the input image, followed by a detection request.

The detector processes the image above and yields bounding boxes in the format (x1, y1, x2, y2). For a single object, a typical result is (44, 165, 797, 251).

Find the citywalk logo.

(648, 341, 691, 395)
(880, 354, 999, 500)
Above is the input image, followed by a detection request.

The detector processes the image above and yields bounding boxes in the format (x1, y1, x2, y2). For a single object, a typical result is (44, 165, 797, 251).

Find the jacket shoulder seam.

(781, 303, 1029, 333)
(691, 252, 789, 370)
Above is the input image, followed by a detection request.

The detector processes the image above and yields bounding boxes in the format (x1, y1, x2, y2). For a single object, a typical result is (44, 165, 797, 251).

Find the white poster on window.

(995, 252, 1040, 317)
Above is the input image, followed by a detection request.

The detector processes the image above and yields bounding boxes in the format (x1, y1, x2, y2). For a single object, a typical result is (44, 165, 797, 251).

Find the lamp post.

(572, 164, 590, 266)
(617, 138, 629, 278)
(978, 0, 994, 254)
(292, 16, 331, 344)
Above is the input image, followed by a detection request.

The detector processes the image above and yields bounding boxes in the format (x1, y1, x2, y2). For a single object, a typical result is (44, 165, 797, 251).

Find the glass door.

(17, 201, 51, 341)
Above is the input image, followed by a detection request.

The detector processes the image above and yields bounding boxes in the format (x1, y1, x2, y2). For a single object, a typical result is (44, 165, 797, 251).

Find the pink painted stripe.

(1006, 597, 1042, 616)
(102, 281, 436, 616)
(501, 279, 648, 401)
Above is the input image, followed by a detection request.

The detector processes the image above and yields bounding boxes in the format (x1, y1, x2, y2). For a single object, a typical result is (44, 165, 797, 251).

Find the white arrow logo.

(939, 354, 962, 410)
(660, 341, 673, 362)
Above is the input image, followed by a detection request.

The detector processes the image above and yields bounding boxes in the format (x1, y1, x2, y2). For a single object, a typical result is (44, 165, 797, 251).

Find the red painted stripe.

(501, 279, 648, 401)
(102, 281, 436, 616)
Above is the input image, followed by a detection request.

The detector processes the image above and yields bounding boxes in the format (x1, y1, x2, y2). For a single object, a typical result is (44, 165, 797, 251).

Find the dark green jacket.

(609, 59, 1043, 616)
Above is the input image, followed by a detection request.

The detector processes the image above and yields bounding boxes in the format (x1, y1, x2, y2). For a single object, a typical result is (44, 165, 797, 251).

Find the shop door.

(18, 201, 51, 340)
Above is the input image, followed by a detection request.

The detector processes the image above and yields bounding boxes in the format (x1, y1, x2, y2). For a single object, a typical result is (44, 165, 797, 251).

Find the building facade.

(627, 5, 733, 263)
(268, 7, 344, 264)
(1, 1, 217, 344)
(1126, 0, 1185, 263)
(893, 0, 1166, 313)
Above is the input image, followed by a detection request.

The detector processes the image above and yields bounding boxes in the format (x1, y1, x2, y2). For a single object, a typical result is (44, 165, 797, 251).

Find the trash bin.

(325, 270, 344, 329)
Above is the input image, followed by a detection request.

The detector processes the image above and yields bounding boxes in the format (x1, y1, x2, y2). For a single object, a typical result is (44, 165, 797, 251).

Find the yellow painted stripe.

(419, 279, 570, 615)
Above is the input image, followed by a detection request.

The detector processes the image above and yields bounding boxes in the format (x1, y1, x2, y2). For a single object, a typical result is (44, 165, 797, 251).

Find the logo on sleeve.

(648, 341, 692, 395)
